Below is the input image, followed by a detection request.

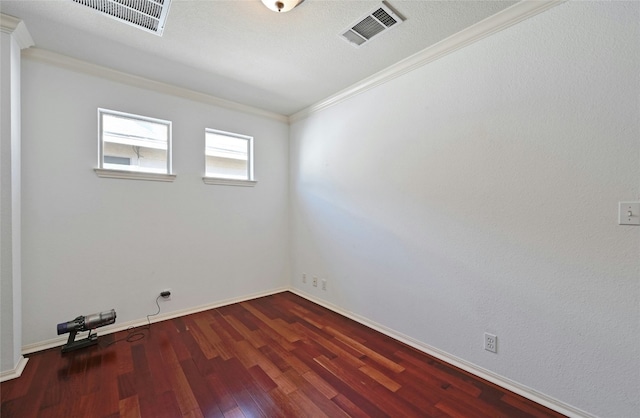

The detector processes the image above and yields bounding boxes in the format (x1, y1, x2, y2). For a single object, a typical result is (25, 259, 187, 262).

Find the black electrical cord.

(103, 295, 162, 347)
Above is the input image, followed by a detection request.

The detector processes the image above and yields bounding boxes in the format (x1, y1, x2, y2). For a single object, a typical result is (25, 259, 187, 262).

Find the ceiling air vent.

(72, 0, 172, 36)
(340, 3, 404, 47)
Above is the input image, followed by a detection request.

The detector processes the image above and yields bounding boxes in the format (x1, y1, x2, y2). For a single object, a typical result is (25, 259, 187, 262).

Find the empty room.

(1, 1, 638, 417)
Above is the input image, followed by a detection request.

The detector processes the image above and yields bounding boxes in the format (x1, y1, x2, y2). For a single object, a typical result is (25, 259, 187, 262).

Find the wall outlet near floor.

(302, 273, 307, 284)
(160, 289, 172, 300)
(484, 333, 497, 353)
(321, 278, 327, 291)
(313, 277, 318, 287)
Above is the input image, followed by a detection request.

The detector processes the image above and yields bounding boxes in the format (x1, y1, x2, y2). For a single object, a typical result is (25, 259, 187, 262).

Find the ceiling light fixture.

(261, 0, 305, 13)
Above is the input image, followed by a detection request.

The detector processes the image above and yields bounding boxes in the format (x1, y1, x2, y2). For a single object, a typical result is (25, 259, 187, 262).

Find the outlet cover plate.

(484, 333, 497, 353)
(619, 201, 640, 225)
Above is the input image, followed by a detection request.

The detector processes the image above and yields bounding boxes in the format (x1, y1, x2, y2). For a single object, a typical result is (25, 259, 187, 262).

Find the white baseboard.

(0, 356, 29, 382)
(21, 286, 288, 355)
(288, 288, 596, 418)
(19, 286, 595, 418)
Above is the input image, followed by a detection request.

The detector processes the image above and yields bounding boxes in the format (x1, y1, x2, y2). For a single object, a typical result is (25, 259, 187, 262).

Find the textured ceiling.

(1, 0, 518, 116)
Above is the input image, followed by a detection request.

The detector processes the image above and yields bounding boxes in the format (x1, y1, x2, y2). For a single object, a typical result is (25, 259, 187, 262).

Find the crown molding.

(22, 47, 289, 124)
(289, 0, 566, 123)
(0, 14, 34, 50)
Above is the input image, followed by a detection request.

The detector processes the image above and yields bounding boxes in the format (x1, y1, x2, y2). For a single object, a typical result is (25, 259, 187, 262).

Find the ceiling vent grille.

(340, 3, 404, 47)
(72, 0, 172, 36)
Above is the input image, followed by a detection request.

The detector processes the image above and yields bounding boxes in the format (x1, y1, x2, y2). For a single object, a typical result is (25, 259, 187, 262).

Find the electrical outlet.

(619, 201, 640, 225)
(313, 277, 318, 287)
(321, 279, 327, 291)
(160, 289, 172, 300)
(302, 273, 307, 284)
(484, 333, 497, 353)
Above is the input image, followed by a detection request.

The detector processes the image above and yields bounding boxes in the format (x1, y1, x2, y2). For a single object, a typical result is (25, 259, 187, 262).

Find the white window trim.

(202, 177, 257, 187)
(97, 108, 175, 182)
(94, 168, 177, 182)
(203, 128, 255, 186)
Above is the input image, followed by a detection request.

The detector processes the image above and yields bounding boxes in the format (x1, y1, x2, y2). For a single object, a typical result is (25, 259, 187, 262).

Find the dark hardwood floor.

(1, 291, 565, 417)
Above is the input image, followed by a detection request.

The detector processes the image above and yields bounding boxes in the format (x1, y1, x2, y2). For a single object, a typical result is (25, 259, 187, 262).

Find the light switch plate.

(619, 202, 640, 225)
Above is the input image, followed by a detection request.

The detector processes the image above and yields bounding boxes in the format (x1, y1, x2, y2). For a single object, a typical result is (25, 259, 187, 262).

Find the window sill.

(202, 177, 257, 187)
(94, 168, 177, 182)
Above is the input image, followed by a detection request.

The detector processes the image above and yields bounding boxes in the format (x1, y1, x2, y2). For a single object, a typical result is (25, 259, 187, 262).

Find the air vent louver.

(340, 4, 403, 47)
(372, 8, 397, 27)
(352, 16, 386, 40)
(72, 0, 172, 35)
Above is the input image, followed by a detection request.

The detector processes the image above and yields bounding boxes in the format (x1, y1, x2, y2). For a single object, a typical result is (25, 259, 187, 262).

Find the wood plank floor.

(1, 292, 565, 418)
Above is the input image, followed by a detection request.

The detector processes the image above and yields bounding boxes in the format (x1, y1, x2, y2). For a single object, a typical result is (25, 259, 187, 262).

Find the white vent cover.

(72, 0, 172, 36)
(340, 3, 404, 47)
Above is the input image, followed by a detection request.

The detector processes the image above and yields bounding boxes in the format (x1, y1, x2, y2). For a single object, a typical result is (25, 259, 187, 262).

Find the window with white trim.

(95, 109, 175, 182)
(203, 129, 255, 186)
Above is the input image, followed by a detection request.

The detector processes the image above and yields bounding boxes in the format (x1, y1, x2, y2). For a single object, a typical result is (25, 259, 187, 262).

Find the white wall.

(20, 57, 290, 346)
(290, 2, 639, 417)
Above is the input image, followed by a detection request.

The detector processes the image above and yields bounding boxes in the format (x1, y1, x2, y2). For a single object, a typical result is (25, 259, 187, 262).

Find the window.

(104, 156, 131, 166)
(203, 129, 256, 186)
(95, 109, 175, 182)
